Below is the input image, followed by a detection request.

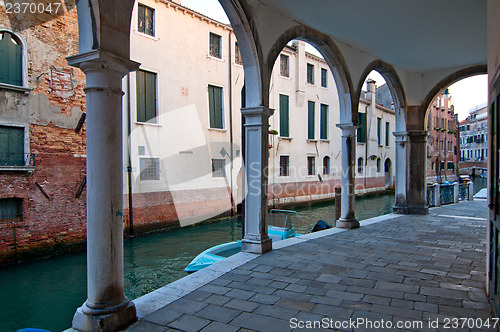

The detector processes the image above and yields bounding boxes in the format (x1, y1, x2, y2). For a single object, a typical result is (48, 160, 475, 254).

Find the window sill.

(208, 128, 227, 133)
(307, 139, 318, 143)
(279, 136, 292, 141)
(134, 30, 159, 41)
(279, 75, 291, 79)
(320, 139, 330, 143)
(0, 165, 35, 173)
(0, 83, 32, 94)
(208, 55, 224, 62)
(135, 122, 161, 127)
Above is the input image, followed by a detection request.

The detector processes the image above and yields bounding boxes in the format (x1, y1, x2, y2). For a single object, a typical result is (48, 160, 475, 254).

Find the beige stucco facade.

(122, 2, 396, 231)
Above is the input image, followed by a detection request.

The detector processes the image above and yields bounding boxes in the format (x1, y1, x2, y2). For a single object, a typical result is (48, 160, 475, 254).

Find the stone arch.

(73, 0, 135, 58)
(357, 60, 407, 131)
(266, 25, 355, 124)
(421, 65, 487, 121)
(219, 0, 264, 108)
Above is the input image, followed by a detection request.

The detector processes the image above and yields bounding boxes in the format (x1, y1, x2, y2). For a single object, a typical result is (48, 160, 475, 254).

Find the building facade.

(0, 2, 87, 262)
(124, 1, 396, 231)
(426, 89, 460, 183)
(460, 103, 488, 162)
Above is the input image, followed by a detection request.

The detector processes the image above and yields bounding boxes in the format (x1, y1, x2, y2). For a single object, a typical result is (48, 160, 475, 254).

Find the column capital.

(407, 130, 428, 142)
(67, 50, 140, 74)
(241, 106, 274, 117)
(336, 122, 358, 136)
(393, 131, 408, 144)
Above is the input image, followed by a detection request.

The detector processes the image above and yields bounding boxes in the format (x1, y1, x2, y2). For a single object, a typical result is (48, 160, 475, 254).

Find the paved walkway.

(127, 200, 495, 331)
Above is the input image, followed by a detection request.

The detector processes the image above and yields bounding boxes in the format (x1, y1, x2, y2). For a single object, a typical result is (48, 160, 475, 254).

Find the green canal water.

(0, 181, 486, 331)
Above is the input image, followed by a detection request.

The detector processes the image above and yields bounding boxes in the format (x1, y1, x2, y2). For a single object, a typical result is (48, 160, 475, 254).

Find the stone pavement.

(126, 200, 496, 331)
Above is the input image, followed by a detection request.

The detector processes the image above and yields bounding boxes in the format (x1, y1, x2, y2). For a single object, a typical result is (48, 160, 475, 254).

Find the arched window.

(357, 157, 364, 174)
(0, 31, 23, 86)
(323, 156, 330, 175)
(376, 158, 381, 173)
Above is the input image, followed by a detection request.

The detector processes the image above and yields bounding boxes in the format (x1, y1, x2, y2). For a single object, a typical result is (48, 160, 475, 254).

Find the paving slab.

(128, 200, 495, 331)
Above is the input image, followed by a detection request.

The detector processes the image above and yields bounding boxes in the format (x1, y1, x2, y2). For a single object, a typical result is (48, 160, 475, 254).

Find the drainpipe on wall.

(228, 30, 235, 216)
(126, 73, 134, 236)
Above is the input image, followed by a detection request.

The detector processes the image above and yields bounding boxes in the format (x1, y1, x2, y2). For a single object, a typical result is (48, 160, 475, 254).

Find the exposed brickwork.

(0, 1, 87, 263)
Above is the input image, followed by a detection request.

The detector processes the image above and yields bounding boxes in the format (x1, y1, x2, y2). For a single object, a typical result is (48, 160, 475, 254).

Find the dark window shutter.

(0, 32, 22, 86)
(357, 112, 366, 143)
(279, 94, 289, 137)
(0, 126, 24, 166)
(136, 71, 146, 122)
(145, 71, 156, 122)
(209, 85, 223, 129)
(308, 101, 315, 139)
(320, 104, 328, 139)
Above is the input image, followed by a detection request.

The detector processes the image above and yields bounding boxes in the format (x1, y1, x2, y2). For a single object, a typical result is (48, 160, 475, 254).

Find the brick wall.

(0, 2, 87, 263)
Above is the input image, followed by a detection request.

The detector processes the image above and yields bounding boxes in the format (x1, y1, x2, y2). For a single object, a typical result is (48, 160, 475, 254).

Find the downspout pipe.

(127, 73, 134, 236)
(229, 30, 235, 216)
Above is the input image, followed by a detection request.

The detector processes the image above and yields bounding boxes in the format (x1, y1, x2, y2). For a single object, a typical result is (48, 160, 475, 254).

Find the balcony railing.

(0, 153, 36, 169)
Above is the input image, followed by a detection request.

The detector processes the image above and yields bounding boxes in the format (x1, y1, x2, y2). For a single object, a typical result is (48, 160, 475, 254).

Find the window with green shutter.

(208, 85, 224, 129)
(0, 31, 23, 86)
(385, 121, 390, 146)
(136, 70, 157, 123)
(321, 68, 327, 88)
(377, 117, 382, 145)
(308, 101, 315, 139)
(0, 125, 24, 166)
(279, 94, 289, 137)
(320, 104, 328, 139)
(357, 112, 366, 143)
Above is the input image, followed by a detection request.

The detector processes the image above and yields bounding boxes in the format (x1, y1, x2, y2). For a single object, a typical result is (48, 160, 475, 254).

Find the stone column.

(336, 124, 359, 229)
(393, 131, 408, 213)
(453, 182, 459, 203)
(406, 130, 429, 214)
(67, 50, 139, 331)
(241, 106, 273, 254)
(434, 182, 441, 207)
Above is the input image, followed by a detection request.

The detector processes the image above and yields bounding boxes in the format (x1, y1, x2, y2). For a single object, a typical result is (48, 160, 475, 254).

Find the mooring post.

(335, 187, 341, 224)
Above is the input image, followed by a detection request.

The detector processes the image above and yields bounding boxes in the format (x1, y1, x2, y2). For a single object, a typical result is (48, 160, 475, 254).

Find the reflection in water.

(0, 193, 395, 331)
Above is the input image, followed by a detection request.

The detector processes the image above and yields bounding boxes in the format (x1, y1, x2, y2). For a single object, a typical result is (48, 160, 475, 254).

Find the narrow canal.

(0, 181, 485, 331)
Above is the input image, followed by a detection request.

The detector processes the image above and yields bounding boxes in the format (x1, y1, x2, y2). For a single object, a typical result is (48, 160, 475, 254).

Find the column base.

(72, 301, 137, 332)
(393, 206, 429, 215)
(336, 218, 360, 229)
(241, 237, 272, 254)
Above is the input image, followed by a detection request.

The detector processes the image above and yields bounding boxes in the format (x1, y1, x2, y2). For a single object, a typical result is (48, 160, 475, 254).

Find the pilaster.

(336, 123, 359, 229)
(241, 106, 273, 254)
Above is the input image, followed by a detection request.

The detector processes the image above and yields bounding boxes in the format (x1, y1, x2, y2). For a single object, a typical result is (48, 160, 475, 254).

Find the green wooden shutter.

(279, 94, 289, 137)
(209, 85, 223, 129)
(377, 117, 382, 145)
(145, 71, 156, 122)
(0, 32, 22, 86)
(136, 71, 146, 122)
(385, 122, 390, 146)
(308, 101, 315, 139)
(0, 126, 24, 166)
(357, 112, 366, 143)
(320, 104, 328, 139)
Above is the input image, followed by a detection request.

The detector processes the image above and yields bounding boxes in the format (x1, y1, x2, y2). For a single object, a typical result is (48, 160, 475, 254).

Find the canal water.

(0, 182, 485, 331)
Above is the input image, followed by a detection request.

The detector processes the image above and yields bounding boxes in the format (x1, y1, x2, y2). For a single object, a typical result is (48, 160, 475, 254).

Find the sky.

(181, 0, 487, 122)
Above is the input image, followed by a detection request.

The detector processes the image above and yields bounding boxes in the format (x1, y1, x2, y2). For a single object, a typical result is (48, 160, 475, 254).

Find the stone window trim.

(139, 157, 160, 181)
(0, 29, 30, 91)
(0, 121, 34, 172)
(137, 3, 155, 37)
